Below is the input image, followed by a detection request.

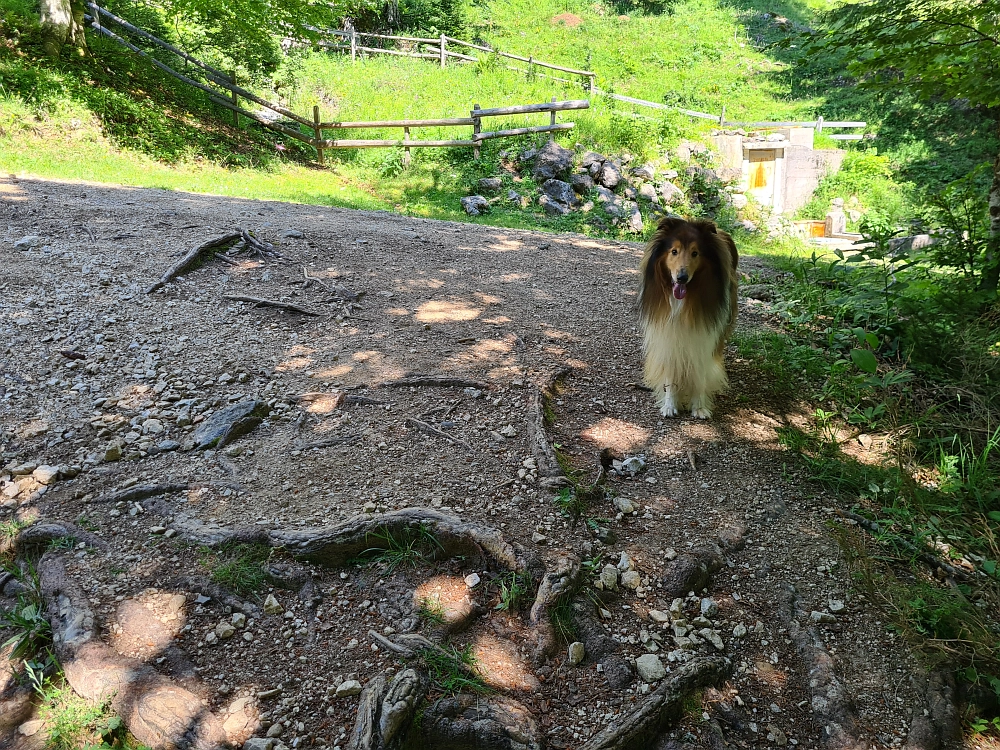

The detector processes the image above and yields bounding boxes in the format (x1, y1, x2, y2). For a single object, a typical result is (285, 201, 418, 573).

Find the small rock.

(104, 442, 123, 462)
(335, 680, 363, 697)
(810, 611, 837, 623)
(828, 599, 845, 613)
(732, 623, 747, 638)
(14, 236, 41, 250)
(31, 465, 59, 485)
(620, 571, 641, 590)
(613, 496, 637, 514)
(700, 598, 719, 617)
(632, 164, 656, 180)
(648, 609, 670, 624)
(280, 229, 304, 238)
(700, 628, 725, 651)
(597, 161, 622, 189)
(265, 723, 283, 738)
(243, 739, 276, 750)
(617, 552, 635, 571)
(205, 632, 219, 646)
(532, 140, 575, 181)
(263, 594, 282, 614)
(568, 642, 586, 665)
(635, 654, 666, 682)
(729, 193, 748, 209)
(620, 455, 646, 476)
(157, 440, 181, 452)
(232, 612, 247, 628)
(499, 425, 517, 438)
(464, 573, 481, 588)
(600, 564, 619, 590)
(215, 621, 236, 640)
(538, 194, 571, 216)
(569, 173, 594, 194)
(460, 195, 489, 216)
(149, 526, 167, 535)
(638, 183, 658, 201)
(659, 182, 685, 206)
(532, 531, 547, 545)
(477, 177, 503, 194)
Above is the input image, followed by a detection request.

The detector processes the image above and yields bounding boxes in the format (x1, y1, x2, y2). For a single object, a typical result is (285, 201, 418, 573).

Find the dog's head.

(648, 217, 717, 300)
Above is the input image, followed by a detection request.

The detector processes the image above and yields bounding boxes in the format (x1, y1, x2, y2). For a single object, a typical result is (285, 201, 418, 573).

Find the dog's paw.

(691, 407, 712, 420)
(660, 403, 679, 417)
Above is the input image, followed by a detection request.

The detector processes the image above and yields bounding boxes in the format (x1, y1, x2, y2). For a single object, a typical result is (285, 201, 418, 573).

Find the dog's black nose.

(676, 270, 689, 283)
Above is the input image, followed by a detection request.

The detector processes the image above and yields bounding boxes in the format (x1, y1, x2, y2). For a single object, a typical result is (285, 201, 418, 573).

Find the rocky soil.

(0, 174, 958, 749)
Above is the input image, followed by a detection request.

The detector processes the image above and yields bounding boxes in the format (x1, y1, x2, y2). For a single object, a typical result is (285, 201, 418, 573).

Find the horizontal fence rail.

(81, 5, 589, 166)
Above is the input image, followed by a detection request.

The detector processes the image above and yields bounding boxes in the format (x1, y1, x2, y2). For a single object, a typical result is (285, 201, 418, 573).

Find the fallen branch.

(528, 366, 572, 481)
(835, 509, 970, 581)
(345, 395, 387, 406)
(302, 266, 331, 291)
(579, 657, 731, 750)
(86, 483, 191, 505)
(241, 228, 286, 261)
(528, 554, 581, 662)
(405, 417, 472, 451)
(383, 375, 489, 389)
(145, 232, 242, 294)
(224, 295, 320, 316)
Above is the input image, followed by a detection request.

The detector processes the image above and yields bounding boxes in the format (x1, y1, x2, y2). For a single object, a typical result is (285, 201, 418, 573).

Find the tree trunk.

(39, 0, 87, 58)
(981, 142, 1000, 295)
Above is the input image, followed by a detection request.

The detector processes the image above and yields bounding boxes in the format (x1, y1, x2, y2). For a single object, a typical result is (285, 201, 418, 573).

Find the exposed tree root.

(527, 366, 572, 485)
(223, 295, 320, 317)
(86, 482, 192, 505)
(146, 232, 242, 294)
(527, 553, 581, 662)
(381, 375, 491, 389)
(578, 656, 732, 750)
(39, 555, 234, 749)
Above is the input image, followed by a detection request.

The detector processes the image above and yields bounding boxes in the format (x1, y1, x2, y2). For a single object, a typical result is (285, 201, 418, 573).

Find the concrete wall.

(782, 147, 845, 215)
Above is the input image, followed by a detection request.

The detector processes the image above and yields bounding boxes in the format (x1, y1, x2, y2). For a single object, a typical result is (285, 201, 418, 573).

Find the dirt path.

(0, 175, 950, 749)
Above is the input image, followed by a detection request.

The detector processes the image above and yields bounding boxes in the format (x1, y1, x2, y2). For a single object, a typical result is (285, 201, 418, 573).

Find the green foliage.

(415, 597, 446, 624)
(493, 572, 530, 611)
(799, 151, 910, 227)
(421, 644, 491, 694)
(398, 0, 469, 36)
(362, 523, 443, 573)
(922, 164, 992, 283)
(1, 563, 51, 661)
(201, 542, 272, 597)
(32, 673, 138, 749)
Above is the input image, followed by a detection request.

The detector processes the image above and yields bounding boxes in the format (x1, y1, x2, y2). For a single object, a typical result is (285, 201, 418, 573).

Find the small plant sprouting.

(202, 542, 273, 597)
(363, 524, 443, 574)
(1, 562, 50, 661)
(421, 644, 491, 695)
(416, 597, 446, 625)
(494, 572, 530, 612)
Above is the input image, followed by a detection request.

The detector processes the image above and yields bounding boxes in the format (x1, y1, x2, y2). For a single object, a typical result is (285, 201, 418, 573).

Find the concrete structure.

(712, 128, 845, 216)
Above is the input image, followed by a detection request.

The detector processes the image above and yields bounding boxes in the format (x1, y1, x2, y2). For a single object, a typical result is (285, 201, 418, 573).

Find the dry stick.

(686, 449, 697, 471)
(383, 375, 489, 389)
(302, 267, 331, 291)
(297, 434, 361, 450)
(224, 295, 321, 316)
(405, 417, 472, 451)
(145, 232, 242, 294)
(835, 508, 971, 581)
(240, 228, 286, 261)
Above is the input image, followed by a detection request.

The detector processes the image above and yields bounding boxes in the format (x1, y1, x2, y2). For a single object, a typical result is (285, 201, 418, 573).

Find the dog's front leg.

(690, 393, 712, 420)
(660, 384, 679, 417)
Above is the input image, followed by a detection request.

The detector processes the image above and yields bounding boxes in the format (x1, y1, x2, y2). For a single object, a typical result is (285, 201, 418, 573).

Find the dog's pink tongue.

(672, 282, 687, 300)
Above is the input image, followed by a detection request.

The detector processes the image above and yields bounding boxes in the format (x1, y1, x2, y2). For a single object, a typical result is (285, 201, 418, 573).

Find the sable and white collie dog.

(638, 217, 739, 419)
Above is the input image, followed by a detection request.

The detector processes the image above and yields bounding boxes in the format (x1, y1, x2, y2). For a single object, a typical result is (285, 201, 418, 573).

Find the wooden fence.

(318, 29, 597, 91)
(82, 4, 588, 164)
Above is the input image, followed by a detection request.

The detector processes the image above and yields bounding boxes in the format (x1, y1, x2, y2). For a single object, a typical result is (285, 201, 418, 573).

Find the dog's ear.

(656, 216, 688, 234)
(692, 219, 718, 235)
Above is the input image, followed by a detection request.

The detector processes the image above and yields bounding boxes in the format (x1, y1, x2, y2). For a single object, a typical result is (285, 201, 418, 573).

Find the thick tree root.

(146, 232, 242, 294)
(578, 656, 732, 750)
(87, 482, 192, 505)
(527, 366, 572, 486)
(39, 555, 233, 749)
(381, 375, 491, 389)
(778, 583, 867, 750)
(527, 553, 581, 662)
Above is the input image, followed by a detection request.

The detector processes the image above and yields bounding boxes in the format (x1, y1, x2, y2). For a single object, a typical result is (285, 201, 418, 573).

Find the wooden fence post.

(229, 70, 239, 129)
(472, 103, 481, 160)
(549, 96, 556, 141)
(313, 105, 324, 165)
(403, 126, 411, 167)
(351, 29, 357, 61)
(816, 115, 824, 133)
(719, 105, 726, 127)
(588, 74, 596, 94)
(440, 34, 446, 68)
(528, 55, 533, 79)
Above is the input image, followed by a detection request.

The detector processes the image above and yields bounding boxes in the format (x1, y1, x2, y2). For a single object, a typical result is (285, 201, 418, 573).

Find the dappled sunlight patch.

(580, 417, 651, 453)
(481, 238, 528, 253)
(315, 364, 354, 379)
(680, 421, 724, 441)
(415, 299, 483, 323)
(276, 356, 313, 373)
(471, 634, 541, 692)
(0, 177, 26, 200)
(501, 273, 532, 283)
(297, 391, 345, 415)
(482, 316, 512, 325)
(414, 575, 475, 627)
(402, 277, 445, 291)
(385, 307, 410, 317)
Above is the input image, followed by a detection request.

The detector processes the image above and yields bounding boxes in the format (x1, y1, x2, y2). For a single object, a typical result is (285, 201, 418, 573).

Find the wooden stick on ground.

(384, 375, 489, 389)
(224, 295, 321, 316)
(297, 434, 361, 450)
(146, 232, 242, 294)
(405, 417, 472, 451)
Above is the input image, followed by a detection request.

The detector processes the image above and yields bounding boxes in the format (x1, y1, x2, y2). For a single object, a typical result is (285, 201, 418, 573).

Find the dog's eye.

(670, 249, 677, 255)
(691, 251, 699, 257)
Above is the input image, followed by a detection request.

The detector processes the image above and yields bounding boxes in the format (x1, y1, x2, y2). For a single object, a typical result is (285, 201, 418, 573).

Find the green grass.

(362, 523, 444, 574)
(421, 643, 491, 694)
(200, 542, 272, 597)
(493, 571, 531, 611)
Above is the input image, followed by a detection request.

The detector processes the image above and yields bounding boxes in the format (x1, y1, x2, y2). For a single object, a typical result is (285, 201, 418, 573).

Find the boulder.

(596, 161, 622, 189)
(580, 151, 606, 169)
(659, 182, 685, 206)
(532, 141, 574, 181)
(638, 183, 659, 202)
(184, 400, 270, 451)
(569, 173, 594, 194)
(541, 179, 580, 207)
(625, 202, 644, 233)
(595, 186, 616, 204)
(477, 177, 503, 194)
(632, 163, 656, 180)
(538, 195, 571, 216)
(460, 195, 490, 216)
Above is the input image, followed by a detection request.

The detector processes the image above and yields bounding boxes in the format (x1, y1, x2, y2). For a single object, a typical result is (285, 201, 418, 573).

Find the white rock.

(635, 654, 666, 682)
(464, 573, 481, 588)
(648, 609, 670, 624)
(600, 564, 619, 590)
(568, 642, 585, 665)
(215, 622, 236, 640)
(828, 599, 845, 613)
(620, 571, 641, 590)
(613, 496, 637, 514)
(31, 465, 59, 485)
(732, 623, 748, 638)
(335, 680, 363, 697)
(263, 594, 282, 614)
(232, 612, 247, 628)
(14, 236, 40, 250)
(700, 598, 719, 617)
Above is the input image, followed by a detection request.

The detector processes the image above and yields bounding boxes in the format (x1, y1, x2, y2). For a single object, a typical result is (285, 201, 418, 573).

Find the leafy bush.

(799, 150, 912, 226)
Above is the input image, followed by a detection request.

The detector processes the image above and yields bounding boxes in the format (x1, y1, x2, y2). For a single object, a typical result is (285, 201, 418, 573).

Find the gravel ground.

(0, 174, 938, 749)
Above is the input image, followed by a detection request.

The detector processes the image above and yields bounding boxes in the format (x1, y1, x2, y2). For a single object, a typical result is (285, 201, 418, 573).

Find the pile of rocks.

(459, 140, 727, 234)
